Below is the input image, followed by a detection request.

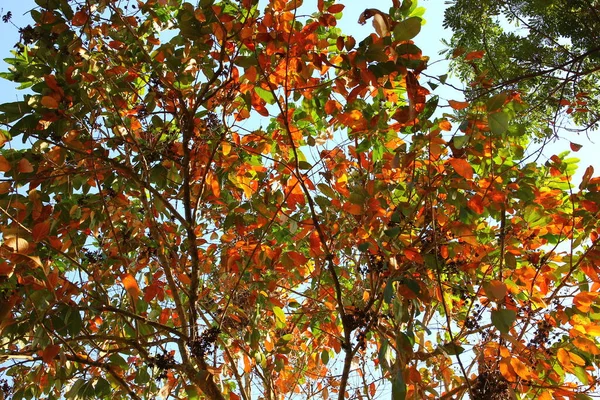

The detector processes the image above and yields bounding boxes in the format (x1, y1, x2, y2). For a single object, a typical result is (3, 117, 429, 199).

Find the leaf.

(488, 111, 509, 135)
(393, 17, 422, 41)
(72, 10, 88, 26)
(272, 306, 286, 324)
(510, 357, 531, 380)
(447, 158, 473, 180)
(121, 274, 141, 298)
(327, 4, 345, 13)
(17, 158, 34, 173)
(0, 155, 10, 172)
(491, 308, 516, 334)
(32, 221, 50, 242)
(41, 95, 60, 109)
(42, 344, 60, 363)
(467, 195, 485, 214)
(570, 142, 582, 152)
(464, 50, 485, 60)
(486, 92, 507, 111)
(580, 165, 594, 190)
(448, 100, 469, 110)
(483, 280, 507, 301)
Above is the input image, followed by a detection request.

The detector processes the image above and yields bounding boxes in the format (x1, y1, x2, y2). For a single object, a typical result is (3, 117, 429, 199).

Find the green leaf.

(491, 308, 516, 334)
(321, 349, 329, 365)
(488, 111, 509, 135)
(441, 342, 464, 355)
(185, 385, 201, 400)
(486, 92, 508, 112)
(573, 366, 589, 385)
(452, 135, 468, 149)
(255, 87, 275, 105)
(394, 17, 422, 42)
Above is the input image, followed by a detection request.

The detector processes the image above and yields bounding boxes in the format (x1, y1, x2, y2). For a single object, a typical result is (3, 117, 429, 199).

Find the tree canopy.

(444, 0, 600, 137)
(0, 0, 599, 399)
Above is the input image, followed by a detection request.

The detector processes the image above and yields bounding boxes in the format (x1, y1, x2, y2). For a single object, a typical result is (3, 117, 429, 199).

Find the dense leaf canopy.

(444, 0, 600, 136)
(0, 0, 598, 399)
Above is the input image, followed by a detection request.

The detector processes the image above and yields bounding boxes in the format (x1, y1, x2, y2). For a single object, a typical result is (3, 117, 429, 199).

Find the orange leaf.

(510, 357, 532, 380)
(499, 357, 516, 381)
(557, 348, 573, 370)
(438, 120, 452, 131)
(573, 291, 599, 312)
(404, 248, 423, 264)
(570, 142, 582, 152)
(122, 273, 141, 298)
(32, 221, 50, 242)
(0, 155, 10, 172)
(465, 50, 485, 60)
(41, 95, 60, 109)
(447, 158, 473, 180)
(178, 273, 192, 286)
(448, 100, 469, 110)
(467, 195, 485, 214)
(18, 158, 34, 173)
(229, 393, 241, 400)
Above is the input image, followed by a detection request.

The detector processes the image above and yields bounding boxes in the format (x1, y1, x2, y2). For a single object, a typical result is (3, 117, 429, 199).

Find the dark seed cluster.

(149, 352, 176, 380)
(472, 371, 510, 400)
(189, 327, 221, 358)
(0, 379, 12, 397)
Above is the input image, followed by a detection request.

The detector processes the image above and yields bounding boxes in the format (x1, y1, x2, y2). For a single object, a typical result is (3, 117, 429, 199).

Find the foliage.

(444, 0, 600, 136)
(0, 0, 598, 399)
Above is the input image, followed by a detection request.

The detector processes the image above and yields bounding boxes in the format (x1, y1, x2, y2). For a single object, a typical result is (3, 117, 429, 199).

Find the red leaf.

(327, 4, 345, 13)
(447, 158, 474, 180)
(32, 221, 50, 242)
(42, 345, 60, 363)
(72, 10, 88, 26)
(570, 142, 582, 152)
(17, 159, 34, 173)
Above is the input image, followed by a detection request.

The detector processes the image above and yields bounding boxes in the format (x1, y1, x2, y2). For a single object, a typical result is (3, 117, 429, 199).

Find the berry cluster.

(189, 327, 221, 358)
(471, 371, 510, 400)
(0, 379, 11, 397)
(528, 320, 553, 348)
(358, 252, 386, 276)
(149, 352, 176, 380)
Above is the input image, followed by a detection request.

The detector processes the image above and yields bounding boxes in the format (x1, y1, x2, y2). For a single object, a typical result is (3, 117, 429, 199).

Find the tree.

(0, 0, 599, 399)
(443, 0, 600, 138)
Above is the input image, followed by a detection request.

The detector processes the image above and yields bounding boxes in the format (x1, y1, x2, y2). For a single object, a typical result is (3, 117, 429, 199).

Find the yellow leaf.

(573, 336, 600, 355)
(585, 325, 600, 336)
(569, 351, 586, 366)
(574, 291, 599, 312)
(222, 142, 231, 156)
